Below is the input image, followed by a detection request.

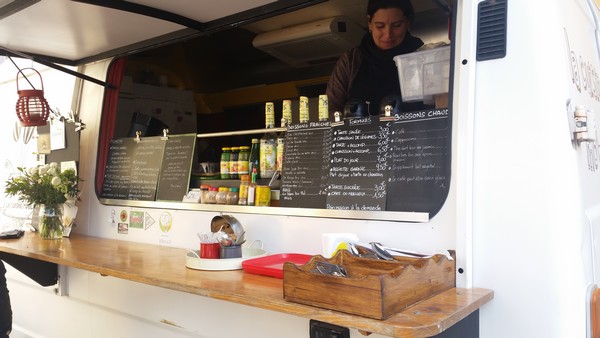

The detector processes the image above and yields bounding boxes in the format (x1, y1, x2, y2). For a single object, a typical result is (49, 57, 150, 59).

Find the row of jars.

(220, 145, 251, 179)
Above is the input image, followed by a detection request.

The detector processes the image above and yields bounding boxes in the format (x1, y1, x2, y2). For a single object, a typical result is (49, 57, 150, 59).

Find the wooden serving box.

(283, 250, 455, 320)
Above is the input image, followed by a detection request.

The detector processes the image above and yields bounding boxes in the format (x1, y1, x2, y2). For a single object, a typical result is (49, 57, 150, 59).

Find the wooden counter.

(0, 233, 493, 337)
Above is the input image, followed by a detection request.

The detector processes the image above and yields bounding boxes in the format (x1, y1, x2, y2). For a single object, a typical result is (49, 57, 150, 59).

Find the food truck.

(0, 0, 598, 337)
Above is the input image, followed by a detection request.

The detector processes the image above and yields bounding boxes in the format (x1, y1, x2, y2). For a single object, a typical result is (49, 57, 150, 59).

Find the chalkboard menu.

(101, 137, 165, 200)
(386, 109, 450, 215)
(280, 121, 332, 208)
(277, 108, 450, 217)
(326, 117, 389, 211)
(102, 134, 196, 201)
(156, 134, 197, 201)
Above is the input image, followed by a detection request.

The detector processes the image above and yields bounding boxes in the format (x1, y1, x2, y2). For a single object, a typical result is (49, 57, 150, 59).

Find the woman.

(326, 0, 424, 117)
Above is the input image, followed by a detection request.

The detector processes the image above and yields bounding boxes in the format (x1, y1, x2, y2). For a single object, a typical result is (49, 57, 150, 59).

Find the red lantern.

(15, 68, 51, 127)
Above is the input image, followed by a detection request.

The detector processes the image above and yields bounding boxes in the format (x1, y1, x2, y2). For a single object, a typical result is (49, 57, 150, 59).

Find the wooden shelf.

(0, 233, 493, 337)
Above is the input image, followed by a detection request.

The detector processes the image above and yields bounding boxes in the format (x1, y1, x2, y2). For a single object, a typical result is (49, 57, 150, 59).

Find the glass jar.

(230, 146, 239, 179)
(205, 186, 218, 204)
(220, 147, 231, 179)
(216, 187, 229, 204)
(199, 184, 211, 204)
(238, 146, 250, 176)
(226, 187, 239, 205)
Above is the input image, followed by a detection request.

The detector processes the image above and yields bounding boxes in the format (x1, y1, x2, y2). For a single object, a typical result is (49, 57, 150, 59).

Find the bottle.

(299, 96, 309, 123)
(238, 145, 250, 176)
(249, 138, 260, 178)
(247, 168, 258, 206)
(226, 187, 239, 205)
(318, 94, 329, 122)
(230, 146, 239, 179)
(220, 147, 231, 179)
(260, 102, 277, 179)
(277, 99, 292, 173)
(238, 174, 250, 205)
(216, 187, 229, 204)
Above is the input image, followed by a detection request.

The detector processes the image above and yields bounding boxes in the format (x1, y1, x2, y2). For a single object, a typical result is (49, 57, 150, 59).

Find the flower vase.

(38, 204, 63, 239)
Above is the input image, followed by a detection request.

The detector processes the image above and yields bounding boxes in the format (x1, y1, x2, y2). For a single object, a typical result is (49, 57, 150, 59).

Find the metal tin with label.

(255, 185, 271, 206)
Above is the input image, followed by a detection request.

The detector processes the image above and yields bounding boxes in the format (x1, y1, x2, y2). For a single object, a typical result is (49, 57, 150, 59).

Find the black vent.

(476, 0, 507, 61)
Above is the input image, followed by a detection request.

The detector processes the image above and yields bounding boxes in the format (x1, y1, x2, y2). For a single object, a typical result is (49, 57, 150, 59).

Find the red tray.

(242, 253, 313, 279)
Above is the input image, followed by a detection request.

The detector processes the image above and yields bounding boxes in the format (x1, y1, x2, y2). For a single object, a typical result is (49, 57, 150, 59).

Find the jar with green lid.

(230, 146, 239, 179)
(220, 147, 231, 179)
(238, 146, 250, 176)
(216, 187, 229, 204)
(226, 187, 239, 205)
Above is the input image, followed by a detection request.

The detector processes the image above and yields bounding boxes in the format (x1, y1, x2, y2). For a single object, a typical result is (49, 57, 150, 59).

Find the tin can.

(255, 185, 271, 206)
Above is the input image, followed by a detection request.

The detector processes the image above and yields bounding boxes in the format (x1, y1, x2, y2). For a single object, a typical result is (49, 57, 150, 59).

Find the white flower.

(51, 176, 61, 186)
(28, 167, 38, 175)
(49, 162, 59, 169)
(38, 165, 48, 175)
(47, 167, 57, 176)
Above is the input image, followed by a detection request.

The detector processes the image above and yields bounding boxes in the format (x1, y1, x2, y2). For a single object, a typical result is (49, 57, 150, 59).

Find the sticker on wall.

(109, 209, 116, 227)
(144, 212, 155, 230)
(119, 209, 128, 223)
(129, 211, 144, 229)
(118, 222, 128, 234)
(159, 211, 172, 233)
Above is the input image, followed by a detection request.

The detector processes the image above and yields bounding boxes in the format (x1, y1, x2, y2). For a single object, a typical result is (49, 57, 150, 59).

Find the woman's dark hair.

(367, 0, 415, 22)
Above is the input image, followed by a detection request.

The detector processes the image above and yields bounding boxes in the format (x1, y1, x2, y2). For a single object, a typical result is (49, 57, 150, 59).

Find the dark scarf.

(350, 32, 424, 114)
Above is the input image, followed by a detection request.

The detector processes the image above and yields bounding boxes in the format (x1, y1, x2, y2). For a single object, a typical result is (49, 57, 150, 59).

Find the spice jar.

(220, 147, 231, 179)
(238, 174, 250, 205)
(216, 187, 229, 204)
(205, 186, 218, 204)
(200, 184, 211, 204)
(226, 187, 239, 205)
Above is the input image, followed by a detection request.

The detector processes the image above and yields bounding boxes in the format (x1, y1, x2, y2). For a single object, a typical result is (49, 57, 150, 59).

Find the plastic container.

(205, 186, 218, 204)
(216, 187, 229, 204)
(226, 187, 239, 205)
(393, 46, 450, 102)
(238, 174, 250, 205)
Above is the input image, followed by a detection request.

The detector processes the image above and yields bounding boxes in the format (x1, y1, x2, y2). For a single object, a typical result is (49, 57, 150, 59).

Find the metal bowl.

(210, 214, 244, 243)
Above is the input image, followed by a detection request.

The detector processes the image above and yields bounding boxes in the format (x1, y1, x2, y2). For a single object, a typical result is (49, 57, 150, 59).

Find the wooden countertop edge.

(0, 234, 494, 337)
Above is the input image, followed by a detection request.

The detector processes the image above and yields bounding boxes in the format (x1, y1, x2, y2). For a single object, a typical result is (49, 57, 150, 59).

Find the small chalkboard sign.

(326, 117, 389, 211)
(101, 137, 165, 200)
(280, 121, 332, 208)
(385, 108, 450, 216)
(156, 134, 196, 201)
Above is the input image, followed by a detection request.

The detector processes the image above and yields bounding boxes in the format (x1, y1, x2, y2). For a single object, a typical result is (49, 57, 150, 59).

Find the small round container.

(216, 187, 229, 204)
(226, 187, 239, 205)
(200, 184, 211, 204)
(205, 187, 218, 204)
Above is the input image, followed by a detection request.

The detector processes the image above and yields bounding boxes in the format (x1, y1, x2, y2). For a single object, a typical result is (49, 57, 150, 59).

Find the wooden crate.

(283, 250, 455, 319)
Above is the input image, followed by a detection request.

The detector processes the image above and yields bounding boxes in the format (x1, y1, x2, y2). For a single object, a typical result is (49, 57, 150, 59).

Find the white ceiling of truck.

(0, 0, 315, 63)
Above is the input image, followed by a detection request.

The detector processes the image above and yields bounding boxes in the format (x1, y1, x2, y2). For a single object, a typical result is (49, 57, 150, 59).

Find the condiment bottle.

(249, 138, 260, 178)
(216, 187, 229, 204)
(238, 146, 250, 176)
(247, 168, 258, 206)
(205, 186, 218, 204)
(220, 147, 231, 179)
(276, 99, 292, 173)
(260, 102, 277, 179)
(230, 146, 239, 179)
(299, 96, 309, 123)
(226, 187, 239, 205)
(238, 174, 250, 205)
(318, 94, 329, 122)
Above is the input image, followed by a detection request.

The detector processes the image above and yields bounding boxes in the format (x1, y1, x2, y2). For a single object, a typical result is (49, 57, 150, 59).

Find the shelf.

(99, 198, 429, 222)
(0, 233, 493, 337)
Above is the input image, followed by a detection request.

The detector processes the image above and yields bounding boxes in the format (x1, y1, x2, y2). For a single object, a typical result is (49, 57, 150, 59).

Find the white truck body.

(0, 0, 599, 337)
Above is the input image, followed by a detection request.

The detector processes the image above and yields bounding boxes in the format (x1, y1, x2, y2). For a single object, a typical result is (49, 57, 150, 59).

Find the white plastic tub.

(394, 46, 451, 102)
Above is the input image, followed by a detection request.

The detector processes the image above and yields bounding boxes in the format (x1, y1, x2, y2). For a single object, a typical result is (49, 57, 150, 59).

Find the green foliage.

(5, 163, 80, 206)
